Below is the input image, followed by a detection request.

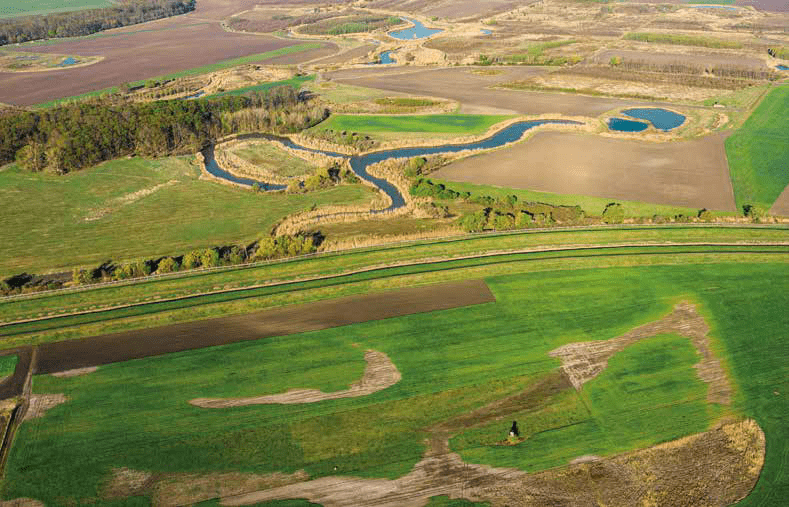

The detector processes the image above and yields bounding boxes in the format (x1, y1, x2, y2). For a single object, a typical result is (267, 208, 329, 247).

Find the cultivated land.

(432, 130, 737, 211)
(0, 0, 112, 18)
(4, 0, 789, 504)
(3, 258, 789, 505)
(725, 86, 789, 213)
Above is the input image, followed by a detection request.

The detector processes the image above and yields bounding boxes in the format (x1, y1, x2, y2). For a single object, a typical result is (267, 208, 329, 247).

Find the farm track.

(1, 241, 788, 336)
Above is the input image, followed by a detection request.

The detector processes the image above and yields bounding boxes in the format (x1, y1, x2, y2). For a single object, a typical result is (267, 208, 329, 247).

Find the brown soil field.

(770, 184, 789, 216)
(190, 349, 401, 407)
(432, 131, 737, 211)
(30, 279, 495, 374)
(314, 44, 378, 65)
(0, 0, 334, 105)
(550, 301, 732, 404)
(0, 348, 31, 400)
(326, 66, 643, 115)
(591, 49, 766, 70)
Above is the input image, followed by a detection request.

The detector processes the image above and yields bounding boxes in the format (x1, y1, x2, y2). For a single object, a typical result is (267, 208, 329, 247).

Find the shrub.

(602, 203, 625, 224)
(157, 257, 180, 274)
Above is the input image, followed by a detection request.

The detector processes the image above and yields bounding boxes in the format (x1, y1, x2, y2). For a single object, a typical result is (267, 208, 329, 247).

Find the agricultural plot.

(313, 114, 513, 135)
(4, 262, 789, 505)
(0, 157, 376, 275)
(725, 86, 789, 214)
(0, 0, 112, 18)
(432, 131, 736, 211)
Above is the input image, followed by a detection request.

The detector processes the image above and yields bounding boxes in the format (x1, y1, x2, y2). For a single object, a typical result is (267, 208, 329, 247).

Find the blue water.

(378, 51, 395, 64)
(183, 91, 205, 100)
(608, 118, 649, 132)
(388, 18, 443, 40)
(622, 108, 686, 131)
(57, 57, 78, 67)
(777, 65, 789, 71)
(204, 119, 580, 211)
(690, 4, 737, 9)
(481, 29, 492, 35)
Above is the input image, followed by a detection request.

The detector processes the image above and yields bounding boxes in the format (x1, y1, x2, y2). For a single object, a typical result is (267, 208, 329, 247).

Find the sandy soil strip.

(220, 418, 764, 507)
(190, 349, 401, 408)
(549, 301, 732, 404)
(50, 366, 98, 378)
(23, 394, 67, 420)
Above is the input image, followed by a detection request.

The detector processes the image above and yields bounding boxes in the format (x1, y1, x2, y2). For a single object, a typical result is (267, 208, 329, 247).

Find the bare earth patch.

(190, 349, 401, 408)
(84, 180, 178, 221)
(50, 366, 98, 378)
(549, 301, 732, 404)
(221, 418, 764, 507)
(23, 394, 67, 420)
(0, 499, 45, 507)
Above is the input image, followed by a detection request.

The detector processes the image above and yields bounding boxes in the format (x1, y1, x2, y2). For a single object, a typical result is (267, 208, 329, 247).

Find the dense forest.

(0, 0, 195, 46)
(1, 86, 329, 173)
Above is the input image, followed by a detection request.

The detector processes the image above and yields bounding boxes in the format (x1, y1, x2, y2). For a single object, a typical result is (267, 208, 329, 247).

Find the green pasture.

(0, 353, 16, 376)
(4, 262, 789, 505)
(2, 227, 788, 339)
(206, 75, 315, 99)
(311, 114, 514, 135)
(229, 141, 317, 177)
(0, 157, 374, 275)
(430, 179, 726, 218)
(725, 86, 789, 212)
(0, 0, 112, 18)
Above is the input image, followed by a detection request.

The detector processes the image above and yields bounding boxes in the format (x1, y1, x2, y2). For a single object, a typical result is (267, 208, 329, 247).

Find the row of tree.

(2, 86, 327, 174)
(0, 0, 195, 46)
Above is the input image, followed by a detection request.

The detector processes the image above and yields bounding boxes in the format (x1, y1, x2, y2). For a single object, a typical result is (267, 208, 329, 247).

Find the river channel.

(203, 119, 580, 212)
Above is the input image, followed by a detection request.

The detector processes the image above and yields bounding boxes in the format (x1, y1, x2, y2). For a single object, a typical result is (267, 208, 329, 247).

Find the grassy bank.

(312, 114, 514, 135)
(0, 157, 375, 275)
(623, 32, 742, 49)
(206, 75, 315, 99)
(725, 86, 789, 211)
(5, 261, 789, 505)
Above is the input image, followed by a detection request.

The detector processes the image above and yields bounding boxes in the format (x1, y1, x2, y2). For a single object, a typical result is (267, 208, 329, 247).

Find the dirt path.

(190, 349, 401, 408)
(549, 301, 732, 404)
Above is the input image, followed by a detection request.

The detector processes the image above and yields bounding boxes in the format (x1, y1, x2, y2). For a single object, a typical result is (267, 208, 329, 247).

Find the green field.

(0, 354, 16, 376)
(229, 142, 317, 178)
(0, 157, 375, 275)
(207, 75, 316, 99)
(0, 0, 112, 18)
(725, 86, 789, 212)
(312, 114, 514, 135)
(4, 260, 789, 505)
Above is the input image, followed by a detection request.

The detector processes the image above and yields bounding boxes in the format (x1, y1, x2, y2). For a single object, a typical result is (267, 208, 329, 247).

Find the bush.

(182, 250, 202, 269)
(698, 209, 714, 222)
(157, 257, 180, 274)
(743, 204, 767, 222)
(602, 203, 625, 224)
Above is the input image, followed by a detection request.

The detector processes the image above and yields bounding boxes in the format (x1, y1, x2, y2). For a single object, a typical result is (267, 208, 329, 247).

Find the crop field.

(0, 21, 326, 106)
(725, 86, 789, 214)
(0, 353, 16, 377)
(432, 130, 737, 211)
(4, 260, 789, 505)
(312, 114, 513, 135)
(0, 0, 112, 18)
(227, 142, 317, 178)
(0, 157, 375, 275)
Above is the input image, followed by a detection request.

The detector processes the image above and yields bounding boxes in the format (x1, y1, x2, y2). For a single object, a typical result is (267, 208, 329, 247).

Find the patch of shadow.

(549, 302, 732, 404)
(190, 349, 401, 408)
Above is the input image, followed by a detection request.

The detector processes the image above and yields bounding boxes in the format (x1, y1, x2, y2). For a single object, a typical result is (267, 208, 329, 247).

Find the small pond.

(204, 119, 580, 212)
(622, 108, 686, 131)
(378, 50, 395, 64)
(777, 65, 789, 71)
(183, 91, 205, 100)
(388, 18, 443, 40)
(690, 4, 737, 9)
(608, 117, 649, 132)
(481, 29, 492, 35)
(57, 57, 78, 67)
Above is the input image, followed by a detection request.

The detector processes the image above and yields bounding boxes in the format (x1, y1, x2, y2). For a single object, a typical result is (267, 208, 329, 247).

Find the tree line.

(0, 0, 195, 46)
(1, 86, 328, 174)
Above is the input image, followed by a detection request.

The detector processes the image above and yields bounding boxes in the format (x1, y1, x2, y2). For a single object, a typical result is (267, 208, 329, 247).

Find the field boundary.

(1, 241, 788, 332)
(2, 223, 788, 305)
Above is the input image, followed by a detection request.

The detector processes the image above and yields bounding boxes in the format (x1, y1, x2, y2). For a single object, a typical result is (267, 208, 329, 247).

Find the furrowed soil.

(30, 279, 495, 374)
(0, 0, 331, 105)
(432, 131, 737, 211)
(326, 66, 641, 116)
(771, 184, 789, 216)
